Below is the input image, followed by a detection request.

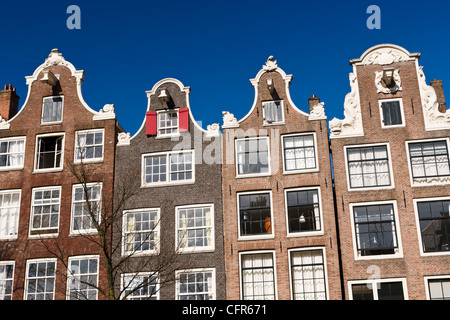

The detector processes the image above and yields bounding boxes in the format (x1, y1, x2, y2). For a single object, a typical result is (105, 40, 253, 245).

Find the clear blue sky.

(1, 0, 449, 135)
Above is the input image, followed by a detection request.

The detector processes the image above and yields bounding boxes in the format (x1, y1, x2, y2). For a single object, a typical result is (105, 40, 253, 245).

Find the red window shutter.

(146, 111, 157, 135)
(178, 107, 189, 132)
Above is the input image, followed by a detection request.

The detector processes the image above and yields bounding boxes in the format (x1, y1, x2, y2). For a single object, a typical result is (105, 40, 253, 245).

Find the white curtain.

(0, 192, 20, 237)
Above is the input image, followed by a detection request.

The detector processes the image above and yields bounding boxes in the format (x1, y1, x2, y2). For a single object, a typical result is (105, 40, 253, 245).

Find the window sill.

(141, 180, 195, 188)
(283, 168, 319, 175)
(354, 252, 403, 261)
(177, 247, 215, 254)
(236, 173, 271, 179)
(238, 234, 274, 241)
(0, 166, 24, 172)
(286, 230, 324, 238)
(33, 168, 64, 174)
(348, 185, 395, 192)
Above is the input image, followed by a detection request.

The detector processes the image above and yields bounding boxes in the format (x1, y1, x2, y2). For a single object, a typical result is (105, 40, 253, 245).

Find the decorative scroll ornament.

(117, 132, 131, 146)
(374, 69, 402, 94)
(205, 123, 220, 137)
(329, 72, 363, 137)
(93, 104, 116, 120)
(222, 111, 239, 128)
(43, 49, 70, 68)
(364, 49, 408, 65)
(263, 56, 278, 71)
(308, 102, 327, 120)
(0, 115, 10, 130)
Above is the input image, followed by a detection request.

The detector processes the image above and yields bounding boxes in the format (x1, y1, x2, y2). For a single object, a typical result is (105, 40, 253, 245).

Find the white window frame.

(237, 190, 274, 241)
(281, 132, 319, 175)
(121, 272, 160, 300)
(424, 275, 450, 300)
(141, 150, 195, 187)
(239, 250, 278, 300)
(74, 128, 104, 163)
(288, 247, 329, 300)
(344, 142, 395, 191)
(24, 258, 57, 300)
(70, 182, 102, 236)
(348, 278, 408, 300)
(0, 136, 26, 171)
(41, 96, 64, 125)
(29, 186, 61, 238)
(0, 261, 15, 300)
(413, 196, 450, 257)
(405, 137, 450, 187)
(156, 109, 180, 138)
(122, 208, 160, 256)
(34, 132, 65, 173)
(284, 187, 324, 237)
(262, 100, 285, 126)
(175, 203, 215, 253)
(235, 136, 271, 178)
(378, 98, 405, 129)
(66, 255, 99, 300)
(175, 268, 216, 300)
(349, 200, 403, 261)
(0, 189, 21, 240)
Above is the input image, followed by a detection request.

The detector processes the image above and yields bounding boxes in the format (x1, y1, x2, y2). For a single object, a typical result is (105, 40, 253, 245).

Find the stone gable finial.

(263, 56, 278, 71)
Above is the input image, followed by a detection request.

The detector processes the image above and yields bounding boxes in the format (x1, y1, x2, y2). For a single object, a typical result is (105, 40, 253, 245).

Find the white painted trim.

(405, 137, 450, 187)
(236, 190, 274, 241)
(0, 189, 21, 241)
(156, 109, 180, 138)
(262, 100, 285, 126)
(424, 274, 450, 300)
(120, 271, 160, 300)
(238, 250, 278, 300)
(41, 95, 64, 125)
(235, 136, 271, 178)
(281, 132, 319, 175)
(23, 258, 57, 300)
(74, 128, 105, 164)
(413, 196, 450, 257)
(343, 142, 395, 192)
(0, 136, 26, 171)
(69, 182, 103, 236)
(347, 277, 409, 300)
(349, 200, 403, 261)
(28, 185, 62, 239)
(175, 203, 215, 254)
(351, 43, 419, 66)
(378, 97, 406, 129)
(66, 254, 100, 300)
(284, 186, 324, 238)
(287, 246, 329, 300)
(33, 132, 65, 173)
(141, 149, 195, 188)
(175, 267, 216, 300)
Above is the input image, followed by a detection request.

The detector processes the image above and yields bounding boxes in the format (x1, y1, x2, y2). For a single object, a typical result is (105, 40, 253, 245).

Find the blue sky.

(1, 0, 449, 135)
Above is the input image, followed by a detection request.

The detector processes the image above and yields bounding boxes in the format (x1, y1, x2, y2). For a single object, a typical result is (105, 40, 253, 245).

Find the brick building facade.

(221, 57, 342, 300)
(114, 78, 226, 300)
(0, 49, 120, 299)
(330, 44, 450, 300)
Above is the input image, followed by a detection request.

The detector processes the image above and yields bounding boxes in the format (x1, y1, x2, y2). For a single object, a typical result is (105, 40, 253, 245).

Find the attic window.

(42, 96, 63, 124)
(262, 100, 284, 125)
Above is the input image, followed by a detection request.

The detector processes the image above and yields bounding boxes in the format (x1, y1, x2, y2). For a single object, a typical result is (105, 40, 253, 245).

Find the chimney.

(308, 94, 320, 113)
(0, 84, 20, 120)
(430, 79, 447, 113)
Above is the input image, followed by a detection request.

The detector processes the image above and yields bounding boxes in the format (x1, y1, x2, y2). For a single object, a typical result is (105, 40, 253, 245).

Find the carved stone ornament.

(308, 102, 327, 120)
(364, 48, 408, 65)
(93, 104, 116, 121)
(0, 115, 10, 130)
(205, 123, 220, 138)
(222, 111, 239, 128)
(329, 72, 363, 138)
(417, 66, 450, 130)
(374, 69, 402, 94)
(117, 132, 131, 146)
(43, 49, 70, 68)
(263, 56, 278, 71)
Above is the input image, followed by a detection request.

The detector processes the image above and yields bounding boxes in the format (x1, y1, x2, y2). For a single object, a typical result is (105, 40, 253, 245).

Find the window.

(25, 259, 56, 300)
(379, 98, 404, 128)
(41, 96, 63, 124)
(142, 150, 194, 186)
(408, 139, 450, 183)
(71, 183, 102, 234)
(0, 190, 20, 240)
(238, 192, 273, 239)
(176, 204, 214, 252)
(346, 144, 392, 189)
(122, 273, 159, 300)
(176, 269, 215, 300)
(240, 252, 276, 300)
(0, 137, 25, 170)
(286, 188, 321, 235)
(35, 133, 64, 171)
(0, 262, 14, 300)
(67, 256, 99, 300)
(75, 129, 104, 163)
(351, 202, 401, 258)
(427, 278, 450, 300)
(236, 137, 270, 177)
(282, 133, 317, 173)
(349, 279, 406, 300)
(415, 199, 450, 253)
(290, 249, 327, 300)
(30, 187, 61, 237)
(158, 111, 178, 136)
(123, 209, 159, 255)
(262, 100, 284, 124)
